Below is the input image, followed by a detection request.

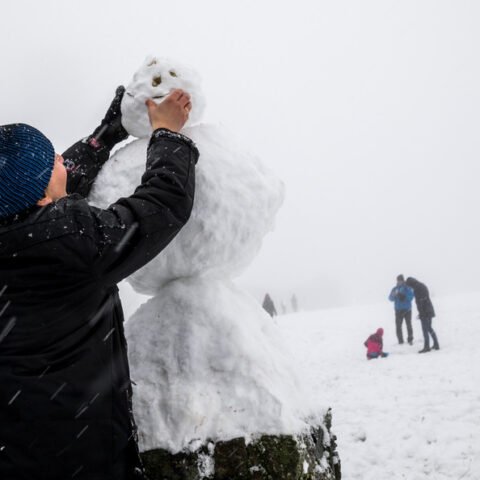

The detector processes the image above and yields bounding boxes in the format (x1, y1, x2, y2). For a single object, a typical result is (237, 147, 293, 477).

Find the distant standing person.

(388, 274, 414, 345)
(405, 277, 440, 353)
(262, 293, 277, 317)
(291, 293, 298, 313)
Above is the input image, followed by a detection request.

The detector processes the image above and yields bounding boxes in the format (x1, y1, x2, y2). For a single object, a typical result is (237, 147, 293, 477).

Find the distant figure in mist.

(291, 293, 298, 312)
(388, 274, 415, 345)
(405, 277, 440, 353)
(364, 328, 389, 360)
(262, 293, 277, 317)
(281, 301, 287, 315)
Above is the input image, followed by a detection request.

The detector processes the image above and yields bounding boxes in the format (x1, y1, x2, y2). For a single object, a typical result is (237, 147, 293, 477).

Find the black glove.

(89, 86, 129, 150)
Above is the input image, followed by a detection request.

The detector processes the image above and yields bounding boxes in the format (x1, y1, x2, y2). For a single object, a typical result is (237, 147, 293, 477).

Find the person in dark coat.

(0, 87, 197, 479)
(291, 293, 298, 312)
(405, 277, 440, 353)
(262, 293, 277, 317)
(388, 274, 415, 345)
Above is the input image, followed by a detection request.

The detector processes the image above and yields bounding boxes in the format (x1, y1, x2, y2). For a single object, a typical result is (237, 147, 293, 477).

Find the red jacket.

(364, 328, 384, 355)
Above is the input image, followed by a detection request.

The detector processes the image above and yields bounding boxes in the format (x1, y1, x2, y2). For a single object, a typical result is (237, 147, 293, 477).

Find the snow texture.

(90, 57, 285, 293)
(126, 277, 308, 452)
(91, 57, 315, 454)
(91, 123, 283, 293)
(121, 56, 205, 138)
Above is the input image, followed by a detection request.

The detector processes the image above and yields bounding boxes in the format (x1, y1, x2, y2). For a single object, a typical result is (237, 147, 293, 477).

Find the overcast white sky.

(1, 0, 480, 310)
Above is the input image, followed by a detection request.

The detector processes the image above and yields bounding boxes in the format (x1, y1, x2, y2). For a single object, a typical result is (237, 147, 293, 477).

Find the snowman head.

(121, 56, 206, 138)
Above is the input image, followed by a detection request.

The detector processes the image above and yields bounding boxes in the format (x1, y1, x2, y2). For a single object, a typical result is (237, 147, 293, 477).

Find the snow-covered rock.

(140, 421, 341, 480)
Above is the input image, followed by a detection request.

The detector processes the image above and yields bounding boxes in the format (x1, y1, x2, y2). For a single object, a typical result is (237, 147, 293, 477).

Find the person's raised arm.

(64, 86, 129, 197)
(388, 287, 396, 302)
(75, 89, 197, 286)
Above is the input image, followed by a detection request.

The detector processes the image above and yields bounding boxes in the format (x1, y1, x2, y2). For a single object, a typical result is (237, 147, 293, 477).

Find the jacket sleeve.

(63, 139, 112, 198)
(388, 288, 396, 302)
(406, 286, 414, 302)
(415, 285, 435, 318)
(413, 285, 424, 314)
(71, 128, 198, 286)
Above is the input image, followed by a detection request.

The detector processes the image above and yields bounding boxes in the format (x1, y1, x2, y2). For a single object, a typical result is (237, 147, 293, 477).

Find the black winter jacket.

(0, 129, 198, 480)
(405, 277, 436, 319)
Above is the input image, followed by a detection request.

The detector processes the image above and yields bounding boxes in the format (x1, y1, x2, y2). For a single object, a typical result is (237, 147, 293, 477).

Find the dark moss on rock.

(141, 447, 208, 480)
(141, 411, 341, 480)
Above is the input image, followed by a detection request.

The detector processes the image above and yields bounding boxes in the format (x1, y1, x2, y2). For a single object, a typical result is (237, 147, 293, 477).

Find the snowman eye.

(152, 76, 162, 87)
(169, 70, 178, 77)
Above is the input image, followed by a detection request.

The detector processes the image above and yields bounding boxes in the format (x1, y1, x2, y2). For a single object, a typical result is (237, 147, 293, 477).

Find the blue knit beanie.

(0, 123, 55, 219)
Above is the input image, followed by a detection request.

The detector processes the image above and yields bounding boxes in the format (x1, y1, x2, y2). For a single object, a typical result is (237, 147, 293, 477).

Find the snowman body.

(89, 57, 307, 452)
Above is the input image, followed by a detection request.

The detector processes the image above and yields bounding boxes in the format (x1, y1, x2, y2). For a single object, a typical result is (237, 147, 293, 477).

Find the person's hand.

(90, 86, 129, 150)
(146, 89, 192, 133)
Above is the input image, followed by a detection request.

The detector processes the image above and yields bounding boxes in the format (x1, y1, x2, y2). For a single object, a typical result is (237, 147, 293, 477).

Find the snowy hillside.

(275, 293, 480, 480)
(121, 288, 480, 478)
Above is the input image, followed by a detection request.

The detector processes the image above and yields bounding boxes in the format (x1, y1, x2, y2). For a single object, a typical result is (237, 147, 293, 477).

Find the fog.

(1, 0, 479, 310)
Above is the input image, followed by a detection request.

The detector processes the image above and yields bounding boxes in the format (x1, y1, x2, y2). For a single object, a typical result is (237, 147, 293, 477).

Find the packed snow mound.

(89, 123, 285, 294)
(93, 57, 300, 455)
(126, 277, 310, 453)
(121, 56, 205, 138)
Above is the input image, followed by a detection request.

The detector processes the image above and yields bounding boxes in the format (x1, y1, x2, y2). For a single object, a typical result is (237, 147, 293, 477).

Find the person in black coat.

(0, 88, 197, 479)
(405, 277, 440, 353)
(262, 293, 277, 317)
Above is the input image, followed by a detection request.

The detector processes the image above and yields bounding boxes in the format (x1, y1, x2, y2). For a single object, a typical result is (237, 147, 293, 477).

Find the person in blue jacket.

(388, 274, 415, 345)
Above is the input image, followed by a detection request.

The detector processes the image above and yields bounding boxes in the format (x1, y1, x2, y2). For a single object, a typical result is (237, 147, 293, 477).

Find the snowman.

(89, 56, 310, 453)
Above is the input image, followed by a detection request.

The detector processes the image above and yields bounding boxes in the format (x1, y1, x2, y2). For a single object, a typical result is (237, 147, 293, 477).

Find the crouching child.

(364, 328, 389, 359)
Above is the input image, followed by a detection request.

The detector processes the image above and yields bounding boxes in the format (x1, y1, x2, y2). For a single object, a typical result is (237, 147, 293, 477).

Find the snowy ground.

(275, 293, 480, 480)
(121, 286, 480, 479)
